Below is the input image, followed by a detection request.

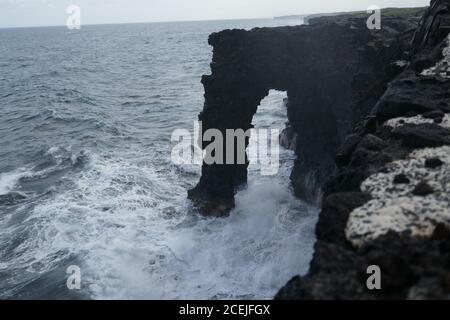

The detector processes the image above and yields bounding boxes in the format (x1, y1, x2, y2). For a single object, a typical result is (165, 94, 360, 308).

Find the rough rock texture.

(189, 7, 426, 215)
(277, 0, 450, 300)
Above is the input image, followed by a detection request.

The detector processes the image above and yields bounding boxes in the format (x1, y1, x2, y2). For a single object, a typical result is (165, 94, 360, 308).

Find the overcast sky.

(0, 0, 430, 28)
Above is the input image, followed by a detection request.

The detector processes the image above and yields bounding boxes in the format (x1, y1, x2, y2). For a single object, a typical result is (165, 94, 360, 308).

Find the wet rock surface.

(277, 0, 450, 299)
(412, 180, 435, 196)
(391, 123, 450, 148)
(425, 157, 445, 168)
(393, 173, 411, 184)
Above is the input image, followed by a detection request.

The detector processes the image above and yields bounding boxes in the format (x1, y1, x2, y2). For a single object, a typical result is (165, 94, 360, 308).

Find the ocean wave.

(0, 169, 31, 196)
(0, 20, 317, 299)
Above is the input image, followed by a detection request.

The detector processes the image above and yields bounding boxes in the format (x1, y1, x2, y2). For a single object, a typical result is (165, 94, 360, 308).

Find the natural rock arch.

(188, 15, 420, 216)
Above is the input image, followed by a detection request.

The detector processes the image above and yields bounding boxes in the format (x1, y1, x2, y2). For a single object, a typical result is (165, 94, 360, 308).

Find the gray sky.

(0, 0, 430, 28)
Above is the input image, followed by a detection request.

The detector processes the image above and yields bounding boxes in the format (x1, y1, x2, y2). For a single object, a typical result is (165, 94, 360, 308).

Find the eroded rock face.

(277, 0, 450, 300)
(189, 8, 425, 215)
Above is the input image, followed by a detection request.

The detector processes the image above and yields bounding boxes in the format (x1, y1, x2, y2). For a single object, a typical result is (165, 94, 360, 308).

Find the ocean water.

(0, 18, 318, 299)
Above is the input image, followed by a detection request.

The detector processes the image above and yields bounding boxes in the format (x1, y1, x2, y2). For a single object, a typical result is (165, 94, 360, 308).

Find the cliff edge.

(189, 7, 425, 216)
(277, 0, 450, 299)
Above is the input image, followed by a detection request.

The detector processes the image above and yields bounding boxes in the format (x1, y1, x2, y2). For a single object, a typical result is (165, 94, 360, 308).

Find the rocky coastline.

(276, 0, 450, 299)
(189, 0, 450, 299)
(189, 6, 427, 214)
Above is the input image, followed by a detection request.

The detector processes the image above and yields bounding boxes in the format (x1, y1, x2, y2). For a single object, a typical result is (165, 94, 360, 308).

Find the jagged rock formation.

(189, 7, 426, 215)
(276, 0, 450, 299)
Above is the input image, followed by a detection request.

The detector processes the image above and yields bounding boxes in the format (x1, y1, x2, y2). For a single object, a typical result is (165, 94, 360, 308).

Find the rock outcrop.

(276, 0, 450, 299)
(189, 7, 426, 215)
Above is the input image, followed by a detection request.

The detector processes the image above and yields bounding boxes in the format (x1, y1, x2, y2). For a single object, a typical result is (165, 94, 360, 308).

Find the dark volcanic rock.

(412, 181, 435, 196)
(188, 0, 449, 299)
(423, 109, 445, 120)
(373, 0, 450, 124)
(276, 241, 367, 300)
(277, 0, 450, 300)
(391, 123, 450, 148)
(335, 134, 363, 167)
(425, 157, 445, 168)
(277, 228, 450, 300)
(279, 124, 297, 151)
(316, 192, 372, 246)
(373, 71, 450, 122)
(393, 173, 411, 184)
(189, 8, 425, 215)
(325, 133, 409, 195)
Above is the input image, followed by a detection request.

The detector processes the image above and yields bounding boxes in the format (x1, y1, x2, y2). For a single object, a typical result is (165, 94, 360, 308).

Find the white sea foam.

(0, 151, 317, 299)
(0, 90, 318, 299)
(0, 169, 29, 195)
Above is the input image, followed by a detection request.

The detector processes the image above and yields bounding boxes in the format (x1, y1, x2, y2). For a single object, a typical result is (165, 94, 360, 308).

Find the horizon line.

(0, 16, 277, 30)
(0, 5, 427, 30)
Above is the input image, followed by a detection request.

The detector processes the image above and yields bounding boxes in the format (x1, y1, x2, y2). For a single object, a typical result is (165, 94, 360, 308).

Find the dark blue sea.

(0, 19, 318, 299)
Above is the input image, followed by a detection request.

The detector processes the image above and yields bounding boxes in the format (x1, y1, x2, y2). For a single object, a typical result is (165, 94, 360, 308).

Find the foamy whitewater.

(0, 19, 318, 299)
